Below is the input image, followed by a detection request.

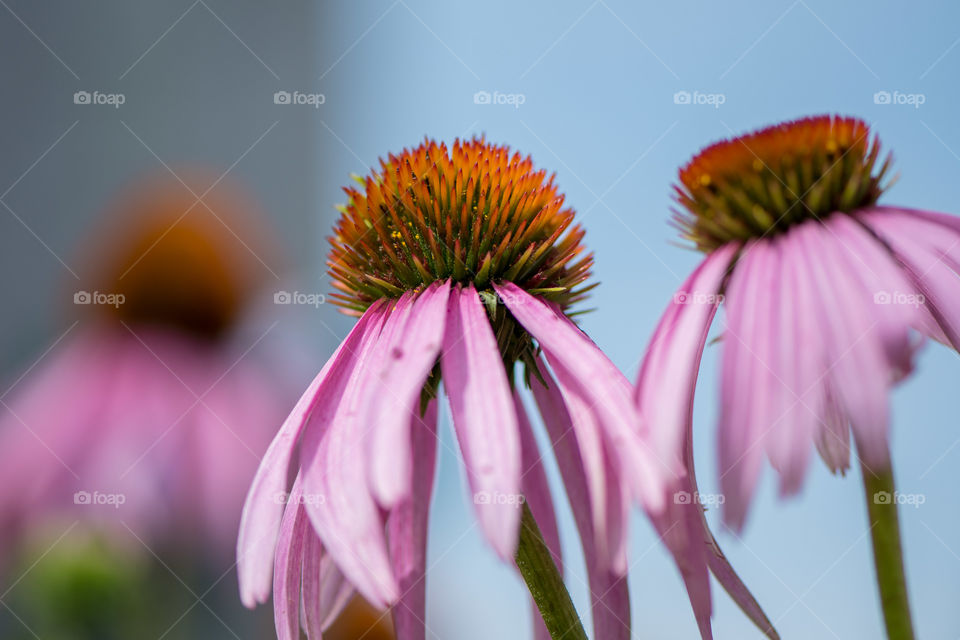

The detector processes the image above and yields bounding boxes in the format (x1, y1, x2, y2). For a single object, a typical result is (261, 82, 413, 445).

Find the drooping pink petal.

(440, 284, 522, 560)
(635, 243, 737, 484)
(514, 391, 561, 640)
(858, 207, 960, 349)
(300, 306, 399, 608)
(826, 214, 921, 378)
(387, 400, 438, 640)
(761, 231, 817, 496)
(814, 388, 851, 475)
(529, 357, 631, 640)
(635, 240, 779, 639)
(302, 529, 356, 637)
(237, 302, 386, 608)
(718, 241, 777, 531)
(794, 221, 891, 471)
(367, 281, 450, 509)
(493, 282, 668, 515)
(273, 476, 309, 640)
(547, 359, 628, 573)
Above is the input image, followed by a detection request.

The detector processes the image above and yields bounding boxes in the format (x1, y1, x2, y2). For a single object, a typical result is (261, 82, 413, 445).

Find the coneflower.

(237, 138, 770, 639)
(637, 115, 960, 639)
(0, 174, 287, 556)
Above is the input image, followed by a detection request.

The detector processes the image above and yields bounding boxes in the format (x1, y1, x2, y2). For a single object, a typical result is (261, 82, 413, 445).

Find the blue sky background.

(311, 2, 960, 638)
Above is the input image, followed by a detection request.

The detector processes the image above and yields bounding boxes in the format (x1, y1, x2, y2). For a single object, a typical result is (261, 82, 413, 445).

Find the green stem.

(861, 457, 915, 640)
(514, 501, 588, 640)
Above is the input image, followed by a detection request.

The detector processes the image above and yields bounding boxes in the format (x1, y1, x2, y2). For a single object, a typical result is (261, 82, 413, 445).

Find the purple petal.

(273, 476, 309, 640)
(529, 357, 631, 639)
(493, 282, 668, 515)
(635, 244, 737, 484)
(440, 284, 522, 560)
(367, 281, 450, 508)
(514, 391, 562, 640)
(760, 231, 816, 496)
(793, 221, 891, 471)
(302, 529, 356, 637)
(238, 302, 385, 608)
(300, 306, 399, 608)
(718, 241, 777, 531)
(859, 207, 960, 349)
(387, 400, 438, 640)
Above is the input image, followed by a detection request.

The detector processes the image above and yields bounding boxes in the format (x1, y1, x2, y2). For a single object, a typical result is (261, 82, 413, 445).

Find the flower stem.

(861, 457, 915, 640)
(514, 501, 587, 639)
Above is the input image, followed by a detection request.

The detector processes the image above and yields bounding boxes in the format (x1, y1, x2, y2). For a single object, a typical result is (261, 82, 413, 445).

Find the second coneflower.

(638, 115, 960, 639)
(238, 138, 770, 640)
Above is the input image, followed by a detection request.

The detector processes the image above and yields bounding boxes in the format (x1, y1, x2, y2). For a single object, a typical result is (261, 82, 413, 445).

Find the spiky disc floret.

(327, 138, 595, 314)
(673, 115, 894, 252)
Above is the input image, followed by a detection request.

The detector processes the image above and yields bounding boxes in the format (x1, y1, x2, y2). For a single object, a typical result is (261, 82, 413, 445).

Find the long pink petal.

(367, 281, 450, 508)
(302, 529, 356, 637)
(530, 357, 631, 640)
(547, 358, 627, 573)
(634, 244, 780, 638)
(514, 391, 561, 640)
(794, 221, 891, 470)
(300, 306, 399, 608)
(387, 400, 438, 640)
(859, 207, 960, 349)
(493, 282, 668, 515)
(273, 476, 309, 640)
(755, 231, 819, 497)
(719, 241, 776, 531)
(635, 243, 737, 481)
(440, 284, 522, 560)
(238, 302, 385, 608)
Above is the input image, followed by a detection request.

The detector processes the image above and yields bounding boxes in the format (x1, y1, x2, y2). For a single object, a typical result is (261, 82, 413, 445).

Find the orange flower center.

(327, 138, 594, 314)
(674, 115, 893, 251)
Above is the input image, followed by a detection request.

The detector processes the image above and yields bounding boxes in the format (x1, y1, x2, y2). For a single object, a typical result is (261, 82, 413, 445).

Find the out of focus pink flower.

(0, 173, 287, 558)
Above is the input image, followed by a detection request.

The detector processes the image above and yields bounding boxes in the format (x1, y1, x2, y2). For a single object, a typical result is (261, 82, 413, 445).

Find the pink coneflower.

(238, 138, 770, 639)
(0, 176, 286, 557)
(638, 115, 959, 638)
